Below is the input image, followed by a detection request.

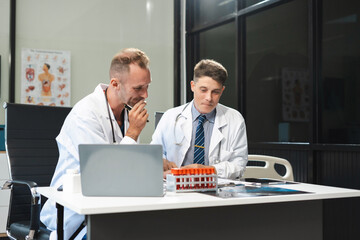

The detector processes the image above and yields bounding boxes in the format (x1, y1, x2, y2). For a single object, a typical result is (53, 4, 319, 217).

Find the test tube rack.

(166, 168, 218, 193)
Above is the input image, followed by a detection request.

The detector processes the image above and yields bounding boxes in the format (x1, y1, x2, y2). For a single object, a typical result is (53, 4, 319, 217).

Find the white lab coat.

(151, 101, 248, 179)
(40, 84, 137, 240)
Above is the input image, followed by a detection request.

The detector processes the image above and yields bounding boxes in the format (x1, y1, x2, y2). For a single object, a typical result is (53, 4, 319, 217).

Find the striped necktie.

(194, 115, 206, 165)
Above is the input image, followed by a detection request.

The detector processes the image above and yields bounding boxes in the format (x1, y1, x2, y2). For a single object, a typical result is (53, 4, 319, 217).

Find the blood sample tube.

(210, 168, 215, 188)
(194, 168, 199, 189)
(206, 168, 211, 189)
(180, 168, 185, 189)
(185, 168, 191, 189)
(190, 168, 195, 189)
(199, 168, 205, 189)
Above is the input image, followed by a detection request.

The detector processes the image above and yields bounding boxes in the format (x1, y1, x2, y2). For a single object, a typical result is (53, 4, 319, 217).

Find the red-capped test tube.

(206, 168, 212, 188)
(180, 168, 185, 189)
(190, 168, 195, 189)
(194, 168, 199, 189)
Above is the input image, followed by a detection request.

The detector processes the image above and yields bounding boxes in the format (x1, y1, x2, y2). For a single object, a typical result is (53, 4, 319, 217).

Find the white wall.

(0, 0, 174, 143)
(0, 0, 10, 118)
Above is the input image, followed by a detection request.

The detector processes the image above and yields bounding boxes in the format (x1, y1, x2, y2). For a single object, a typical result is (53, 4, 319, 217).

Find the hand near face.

(125, 100, 148, 141)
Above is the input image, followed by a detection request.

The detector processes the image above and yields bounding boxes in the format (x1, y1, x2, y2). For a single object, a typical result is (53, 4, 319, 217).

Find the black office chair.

(0, 103, 71, 240)
(154, 111, 164, 129)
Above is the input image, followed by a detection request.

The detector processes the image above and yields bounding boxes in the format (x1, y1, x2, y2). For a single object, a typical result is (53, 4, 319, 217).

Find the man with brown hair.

(152, 59, 248, 180)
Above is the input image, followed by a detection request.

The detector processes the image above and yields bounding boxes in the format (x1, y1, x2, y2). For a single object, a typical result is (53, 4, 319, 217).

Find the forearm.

(213, 157, 246, 179)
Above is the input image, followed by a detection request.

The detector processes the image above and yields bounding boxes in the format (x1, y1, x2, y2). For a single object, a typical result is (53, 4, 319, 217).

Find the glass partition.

(319, 0, 360, 144)
(193, 0, 236, 28)
(198, 21, 237, 109)
(245, 0, 309, 142)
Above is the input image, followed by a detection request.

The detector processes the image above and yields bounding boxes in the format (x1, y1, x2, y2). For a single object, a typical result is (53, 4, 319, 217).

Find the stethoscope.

(174, 102, 221, 163)
(173, 102, 191, 145)
(104, 88, 116, 143)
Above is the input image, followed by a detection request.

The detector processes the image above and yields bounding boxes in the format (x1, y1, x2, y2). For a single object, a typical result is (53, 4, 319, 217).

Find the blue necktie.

(194, 115, 206, 165)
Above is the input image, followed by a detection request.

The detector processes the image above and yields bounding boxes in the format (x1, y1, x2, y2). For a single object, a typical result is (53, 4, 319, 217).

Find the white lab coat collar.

(177, 101, 193, 145)
(96, 83, 111, 118)
(178, 101, 227, 155)
(96, 83, 129, 140)
(209, 104, 227, 155)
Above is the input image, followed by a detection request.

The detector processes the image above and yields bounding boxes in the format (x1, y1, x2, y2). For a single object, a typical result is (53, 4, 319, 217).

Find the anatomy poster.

(21, 48, 71, 106)
(282, 68, 310, 122)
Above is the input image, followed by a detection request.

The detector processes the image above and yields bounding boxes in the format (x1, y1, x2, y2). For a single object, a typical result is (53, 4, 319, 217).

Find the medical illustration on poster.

(21, 48, 71, 106)
(281, 68, 310, 122)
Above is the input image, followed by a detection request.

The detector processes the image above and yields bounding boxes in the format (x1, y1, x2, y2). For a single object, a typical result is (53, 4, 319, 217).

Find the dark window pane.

(245, 0, 309, 143)
(320, 0, 360, 144)
(193, 0, 236, 28)
(239, 0, 267, 9)
(198, 21, 237, 109)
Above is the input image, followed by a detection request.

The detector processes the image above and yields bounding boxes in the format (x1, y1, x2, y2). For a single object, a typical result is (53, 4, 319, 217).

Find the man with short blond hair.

(41, 48, 152, 239)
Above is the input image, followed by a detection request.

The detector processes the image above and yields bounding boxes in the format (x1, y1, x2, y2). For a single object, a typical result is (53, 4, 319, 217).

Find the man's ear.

(190, 80, 195, 92)
(110, 78, 119, 87)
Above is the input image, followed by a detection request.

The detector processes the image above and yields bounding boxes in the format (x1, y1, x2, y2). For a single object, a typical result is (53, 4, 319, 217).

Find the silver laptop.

(79, 144, 164, 197)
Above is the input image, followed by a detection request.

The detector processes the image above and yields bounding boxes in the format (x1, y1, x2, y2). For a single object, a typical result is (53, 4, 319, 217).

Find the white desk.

(37, 183, 360, 240)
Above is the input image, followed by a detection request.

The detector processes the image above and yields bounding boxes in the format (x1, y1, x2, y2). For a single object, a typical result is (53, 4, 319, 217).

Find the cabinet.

(0, 152, 10, 234)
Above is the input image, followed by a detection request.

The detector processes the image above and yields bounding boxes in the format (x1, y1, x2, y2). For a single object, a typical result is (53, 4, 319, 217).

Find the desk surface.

(37, 182, 360, 215)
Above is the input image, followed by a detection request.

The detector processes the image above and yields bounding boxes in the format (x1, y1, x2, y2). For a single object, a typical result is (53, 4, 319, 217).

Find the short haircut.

(193, 59, 228, 85)
(44, 63, 50, 70)
(109, 48, 150, 79)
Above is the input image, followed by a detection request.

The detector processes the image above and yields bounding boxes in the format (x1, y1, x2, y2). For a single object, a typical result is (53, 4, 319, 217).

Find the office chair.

(243, 155, 294, 181)
(154, 111, 164, 129)
(0, 103, 71, 240)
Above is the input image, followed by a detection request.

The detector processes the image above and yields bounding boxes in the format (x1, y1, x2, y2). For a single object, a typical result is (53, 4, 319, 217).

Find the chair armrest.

(3, 179, 37, 188)
(2, 180, 41, 239)
(2, 179, 37, 189)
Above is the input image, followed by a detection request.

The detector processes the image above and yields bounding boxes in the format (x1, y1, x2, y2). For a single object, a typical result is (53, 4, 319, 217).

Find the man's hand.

(163, 158, 177, 171)
(163, 159, 177, 179)
(125, 100, 148, 141)
(163, 169, 171, 179)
